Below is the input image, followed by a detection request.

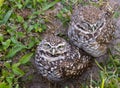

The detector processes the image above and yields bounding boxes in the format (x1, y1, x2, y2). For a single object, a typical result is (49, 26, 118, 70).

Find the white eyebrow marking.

(57, 42, 66, 47)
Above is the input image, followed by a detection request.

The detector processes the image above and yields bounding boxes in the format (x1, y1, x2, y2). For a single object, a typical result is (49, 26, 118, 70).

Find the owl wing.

(59, 46, 93, 78)
(96, 19, 115, 44)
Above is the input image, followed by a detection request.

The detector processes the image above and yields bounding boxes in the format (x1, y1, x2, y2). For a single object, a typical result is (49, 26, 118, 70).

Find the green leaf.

(0, 82, 10, 88)
(19, 53, 33, 64)
(10, 36, 20, 44)
(12, 63, 24, 75)
(0, 21, 4, 24)
(35, 24, 47, 33)
(17, 15, 24, 23)
(35, 27, 43, 32)
(6, 77, 13, 87)
(101, 78, 105, 88)
(27, 38, 36, 49)
(16, 3, 23, 9)
(15, 84, 19, 88)
(37, 0, 44, 3)
(2, 9, 13, 24)
(33, 0, 37, 8)
(0, 0, 4, 7)
(27, 25, 34, 32)
(23, 22, 28, 29)
(42, 0, 59, 11)
(113, 12, 120, 18)
(6, 44, 26, 58)
(4, 62, 11, 69)
(2, 39, 11, 50)
(2, 70, 9, 77)
(95, 60, 104, 71)
(16, 32, 25, 38)
(0, 33, 4, 42)
(41, 24, 47, 31)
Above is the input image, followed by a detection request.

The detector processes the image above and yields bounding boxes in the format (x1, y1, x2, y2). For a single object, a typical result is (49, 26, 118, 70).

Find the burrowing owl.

(68, 5, 115, 57)
(35, 35, 93, 81)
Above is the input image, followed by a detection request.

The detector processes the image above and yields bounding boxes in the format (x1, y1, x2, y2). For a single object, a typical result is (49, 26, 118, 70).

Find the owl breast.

(35, 45, 92, 81)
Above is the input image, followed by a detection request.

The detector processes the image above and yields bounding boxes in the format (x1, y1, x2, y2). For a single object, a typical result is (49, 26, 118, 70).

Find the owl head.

(37, 35, 70, 56)
(72, 5, 107, 33)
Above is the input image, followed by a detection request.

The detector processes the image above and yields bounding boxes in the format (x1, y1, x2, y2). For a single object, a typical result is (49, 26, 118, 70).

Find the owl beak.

(52, 49, 55, 55)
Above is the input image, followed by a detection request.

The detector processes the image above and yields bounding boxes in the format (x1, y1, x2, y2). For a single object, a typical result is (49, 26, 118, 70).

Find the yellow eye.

(44, 44, 51, 49)
(58, 46, 64, 50)
(58, 46, 63, 48)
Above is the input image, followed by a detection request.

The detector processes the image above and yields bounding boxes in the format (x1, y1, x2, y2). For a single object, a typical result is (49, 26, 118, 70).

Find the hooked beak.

(52, 48, 55, 55)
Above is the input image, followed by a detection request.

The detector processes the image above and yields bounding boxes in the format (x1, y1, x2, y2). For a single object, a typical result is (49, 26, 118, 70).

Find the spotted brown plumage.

(68, 5, 115, 57)
(35, 35, 93, 81)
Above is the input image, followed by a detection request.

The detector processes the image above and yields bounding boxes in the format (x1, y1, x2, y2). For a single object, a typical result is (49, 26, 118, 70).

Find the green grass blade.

(6, 44, 26, 58)
(42, 0, 59, 11)
(2, 9, 13, 24)
(101, 78, 105, 88)
(19, 53, 33, 64)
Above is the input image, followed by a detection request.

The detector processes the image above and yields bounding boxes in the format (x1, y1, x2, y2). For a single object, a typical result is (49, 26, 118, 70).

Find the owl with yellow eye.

(35, 35, 93, 81)
(68, 5, 115, 57)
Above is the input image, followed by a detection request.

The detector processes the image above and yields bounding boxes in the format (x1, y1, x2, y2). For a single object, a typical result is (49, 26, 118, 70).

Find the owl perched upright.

(35, 35, 93, 81)
(68, 5, 115, 57)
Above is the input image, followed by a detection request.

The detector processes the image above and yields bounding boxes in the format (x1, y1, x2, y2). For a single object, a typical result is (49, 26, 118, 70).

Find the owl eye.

(44, 44, 51, 49)
(96, 20, 104, 29)
(76, 24, 85, 30)
(58, 45, 64, 50)
(83, 23, 89, 28)
(99, 22, 104, 28)
(76, 23, 89, 31)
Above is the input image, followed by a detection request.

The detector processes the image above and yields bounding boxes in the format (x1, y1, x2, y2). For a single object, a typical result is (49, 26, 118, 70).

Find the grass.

(0, 0, 120, 88)
(93, 53, 120, 88)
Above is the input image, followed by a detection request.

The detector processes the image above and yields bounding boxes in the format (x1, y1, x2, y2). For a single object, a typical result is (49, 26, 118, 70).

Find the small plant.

(0, 53, 33, 88)
(91, 48, 120, 88)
